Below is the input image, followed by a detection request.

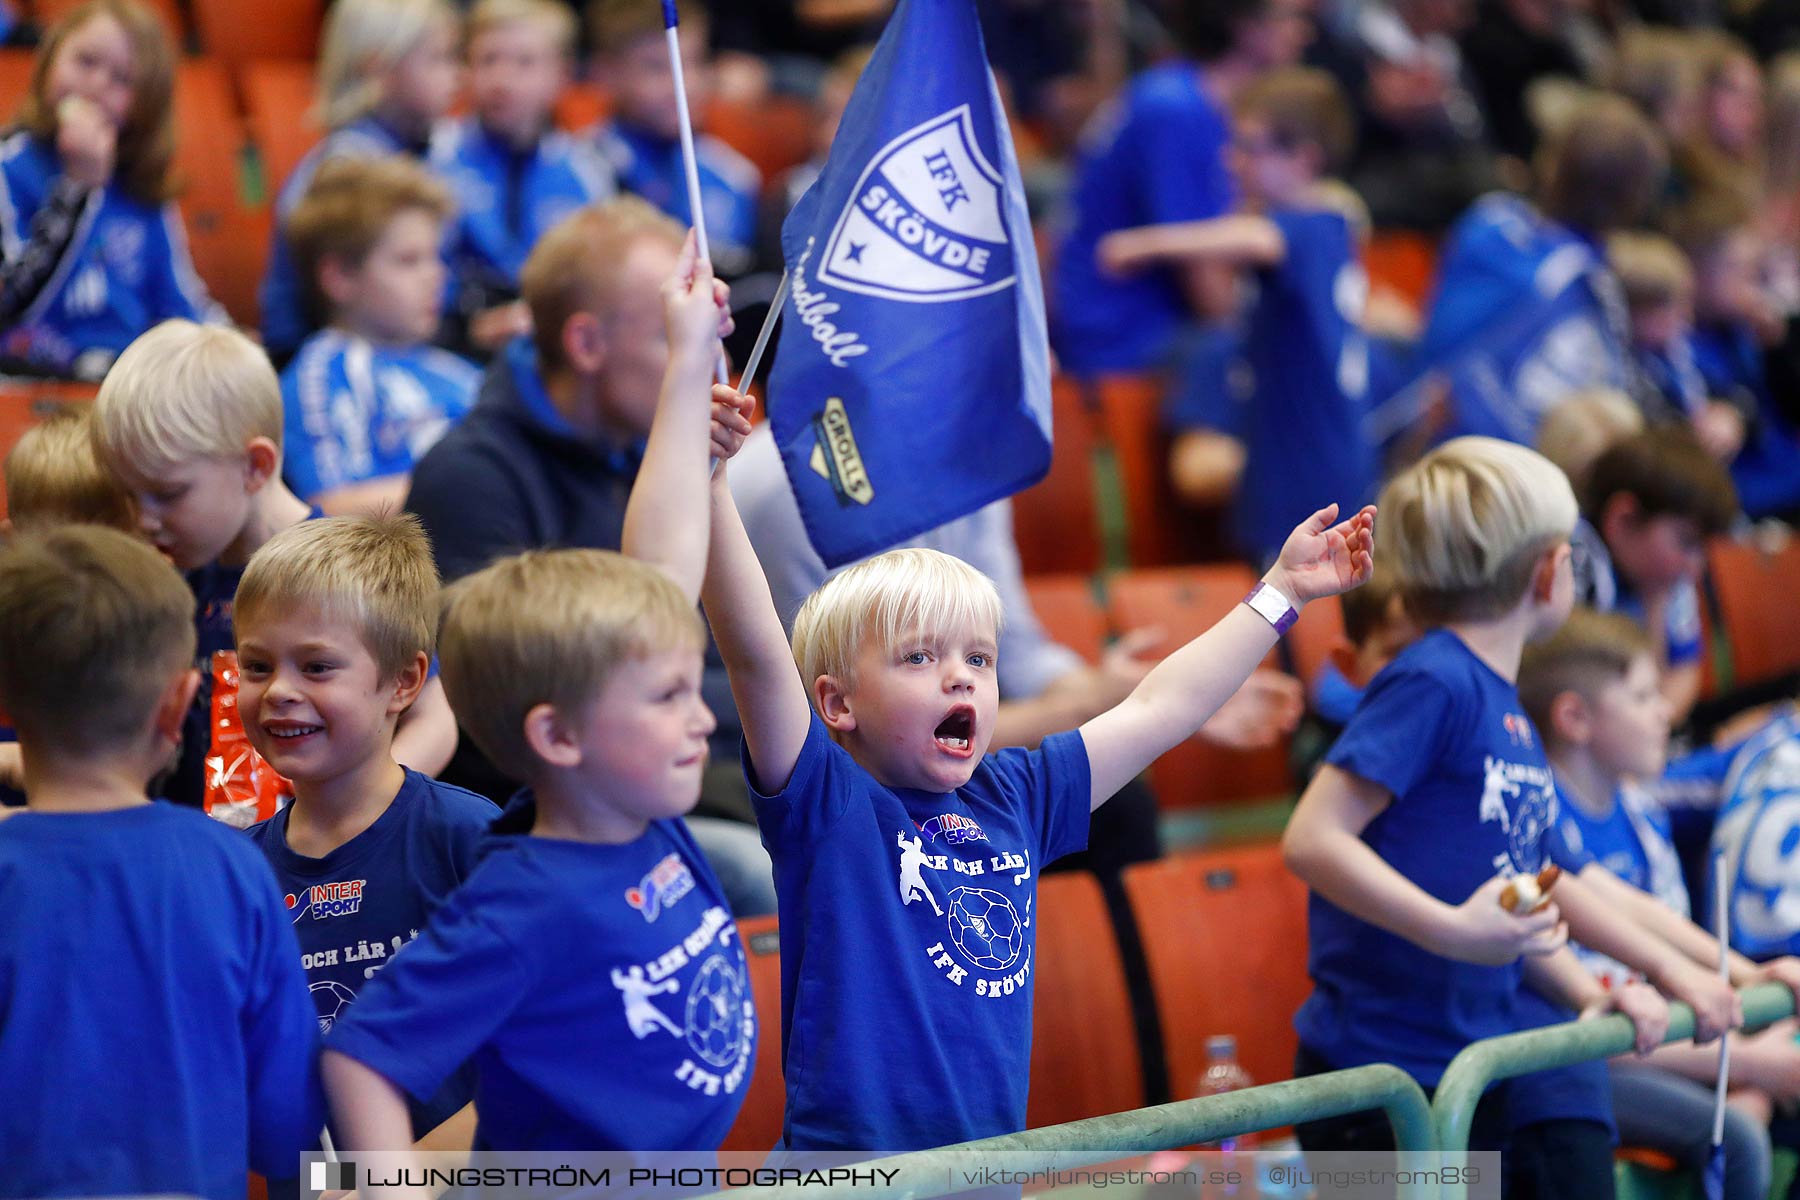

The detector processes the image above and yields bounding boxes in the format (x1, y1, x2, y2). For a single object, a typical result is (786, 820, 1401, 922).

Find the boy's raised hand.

(662, 229, 733, 366)
(1442, 874, 1566, 965)
(709, 384, 755, 462)
(1266, 504, 1376, 605)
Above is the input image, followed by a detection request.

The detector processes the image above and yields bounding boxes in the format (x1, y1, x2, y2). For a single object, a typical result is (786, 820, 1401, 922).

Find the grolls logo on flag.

(808, 397, 874, 505)
(817, 105, 1016, 303)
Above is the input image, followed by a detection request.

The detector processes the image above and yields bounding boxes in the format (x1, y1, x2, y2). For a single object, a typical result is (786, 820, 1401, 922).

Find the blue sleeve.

(1325, 666, 1457, 800)
(1126, 95, 1233, 226)
(240, 853, 327, 1179)
(150, 205, 218, 323)
(1028, 730, 1092, 865)
(325, 878, 531, 1104)
(745, 712, 857, 850)
(1664, 582, 1704, 668)
(1546, 810, 1597, 875)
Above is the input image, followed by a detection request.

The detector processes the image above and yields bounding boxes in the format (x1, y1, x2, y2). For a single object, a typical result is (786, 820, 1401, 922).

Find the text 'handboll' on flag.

(766, 0, 1052, 569)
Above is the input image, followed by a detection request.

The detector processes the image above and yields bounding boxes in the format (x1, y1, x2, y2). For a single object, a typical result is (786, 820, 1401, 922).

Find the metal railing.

(1431, 981, 1798, 1199)
(717, 1063, 1436, 1200)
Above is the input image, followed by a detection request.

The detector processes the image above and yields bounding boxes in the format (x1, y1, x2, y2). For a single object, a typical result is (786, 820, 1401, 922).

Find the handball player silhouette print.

(761, 0, 1053, 567)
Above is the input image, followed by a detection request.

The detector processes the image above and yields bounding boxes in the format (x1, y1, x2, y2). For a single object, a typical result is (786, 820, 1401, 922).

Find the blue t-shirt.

(1234, 208, 1376, 561)
(750, 714, 1090, 1151)
(1550, 783, 1689, 986)
(432, 119, 615, 310)
(594, 120, 759, 272)
(280, 330, 480, 500)
(0, 802, 321, 1199)
(247, 769, 497, 1135)
(1297, 629, 1562, 1087)
(1050, 61, 1234, 374)
(326, 802, 755, 1152)
(1711, 709, 1800, 956)
(1417, 194, 1629, 445)
(0, 131, 219, 377)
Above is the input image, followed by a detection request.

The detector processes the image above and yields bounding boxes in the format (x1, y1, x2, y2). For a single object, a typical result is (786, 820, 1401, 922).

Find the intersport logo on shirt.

(285, 879, 366, 922)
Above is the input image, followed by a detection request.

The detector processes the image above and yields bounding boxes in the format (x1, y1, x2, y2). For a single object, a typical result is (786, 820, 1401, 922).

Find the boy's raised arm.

(1079, 503, 1373, 810)
(621, 231, 732, 603)
(702, 453, 813, 797)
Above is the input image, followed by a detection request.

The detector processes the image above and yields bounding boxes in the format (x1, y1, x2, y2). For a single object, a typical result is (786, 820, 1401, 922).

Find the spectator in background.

(1311, 0, 1499, 231)
(590, 0, 760, 277)
(1608, 229, 1748, 460)
(1459, 0, 1591, 162)
(1670, 191, 1800, 520)
(1610, 26, 1704, 155)
(259, 0, 462, 367)
(0, 0, 222, 380)
(1671, 31, 1763, 214)
(281, 157, 480, 517)
(1051, 0, 1314, 376)
(703, 0, 890, 100)
(433, 0, 616, 360)
(1414, 95, 1665, 445)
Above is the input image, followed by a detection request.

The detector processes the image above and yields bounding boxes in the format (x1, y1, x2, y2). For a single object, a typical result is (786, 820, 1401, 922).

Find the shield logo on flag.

(817, 104, 1016, 303)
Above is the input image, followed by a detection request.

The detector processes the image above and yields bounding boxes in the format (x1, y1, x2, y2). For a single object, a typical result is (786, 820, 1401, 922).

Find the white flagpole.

(662, 0, 729, 386)
(736, 269, 788, 392)
(1712, 855, 1732, 1148)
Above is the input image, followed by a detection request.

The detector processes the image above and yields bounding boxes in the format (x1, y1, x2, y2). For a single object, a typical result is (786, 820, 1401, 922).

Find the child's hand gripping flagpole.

(1707, 851, 1732, 1200)
(662, 0, 728, 386)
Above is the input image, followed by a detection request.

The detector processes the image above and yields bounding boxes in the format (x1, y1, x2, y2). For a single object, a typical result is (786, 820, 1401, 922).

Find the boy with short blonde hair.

(1283, 437, 1736, 1198)
(282, 157, 479, 517)
(2, 406, 135, 534)
(237, 513, 496, 1149)
(0, 525, 320, 1198)
(625, 259, 1377, 1147)
(321, 236, 758, 1155)
(434, 0, 615, 356)
(89, 318, 458, 811)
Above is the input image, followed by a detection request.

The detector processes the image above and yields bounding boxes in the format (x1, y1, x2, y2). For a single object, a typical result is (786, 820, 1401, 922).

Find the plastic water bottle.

(1197, 1035, 1256, 1196)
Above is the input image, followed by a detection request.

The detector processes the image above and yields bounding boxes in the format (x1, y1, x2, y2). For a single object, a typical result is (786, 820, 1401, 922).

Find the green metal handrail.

(715, 1063, 1436, 1200)
(1431, 981, 1797, 1199)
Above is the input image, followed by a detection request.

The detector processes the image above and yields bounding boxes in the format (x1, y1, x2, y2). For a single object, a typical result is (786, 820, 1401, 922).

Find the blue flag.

(766, 0, 1051, 568)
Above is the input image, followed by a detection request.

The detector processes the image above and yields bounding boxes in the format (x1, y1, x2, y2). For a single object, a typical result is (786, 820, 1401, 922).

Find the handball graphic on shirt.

(892, 818, 1037, 996)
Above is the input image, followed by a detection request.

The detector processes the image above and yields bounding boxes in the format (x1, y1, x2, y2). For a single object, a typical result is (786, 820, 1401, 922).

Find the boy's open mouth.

(934, 706, 975, 755)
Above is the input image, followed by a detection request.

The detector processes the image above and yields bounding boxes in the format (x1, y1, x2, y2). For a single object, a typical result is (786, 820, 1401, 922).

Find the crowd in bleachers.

(6, 0, 1800, 1197)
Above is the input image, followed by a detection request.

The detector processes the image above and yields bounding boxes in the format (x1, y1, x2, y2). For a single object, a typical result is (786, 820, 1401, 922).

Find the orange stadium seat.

(1362, 229, 1438, 310)
(173, 58, 266, 327)
(1027, 871, 1145, 1127)
(190, 0, 323, 66)
(0, 48, 32, 114)
(1707, 536, 1800, 688)
(1012, 375, 1101, 575)
(555, 83, 612, 132)
(1093, 373, 1230, 567)
(0, 381, 101, 522)
(1022, 573, 1108, 666)
(1123, 842, 1310, 1098)
(704, 94, 813, 185)
(243, 58, 321, 202)
(720, 915, 785, 1152)
(34, 0, 187, 44)
(1106, 565, 1294, 806)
